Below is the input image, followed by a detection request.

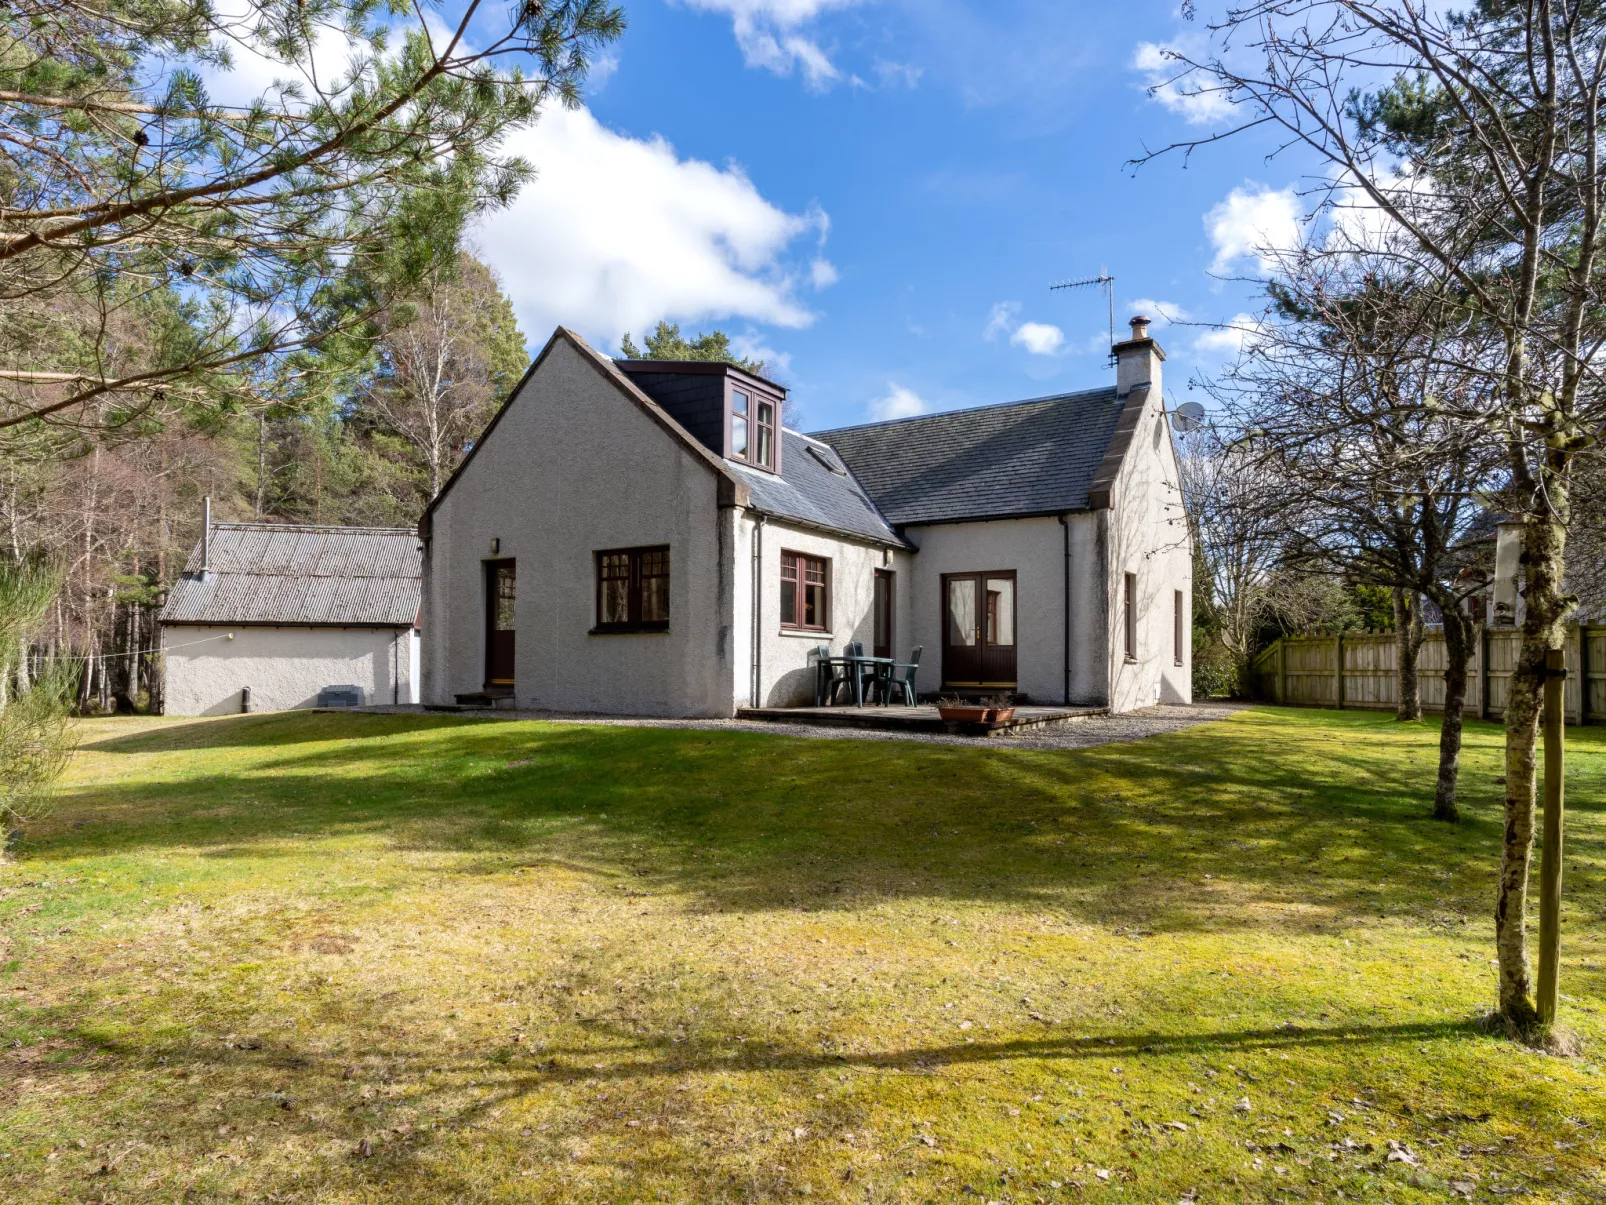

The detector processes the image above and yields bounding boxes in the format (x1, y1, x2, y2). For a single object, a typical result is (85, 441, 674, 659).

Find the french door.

(484, 560, 516, 687)
(941, 572, 1017, 689)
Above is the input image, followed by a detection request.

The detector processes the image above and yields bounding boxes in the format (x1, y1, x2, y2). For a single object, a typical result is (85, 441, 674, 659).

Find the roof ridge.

(810, 385, 1118, 438)
(211, 522, 418, 535)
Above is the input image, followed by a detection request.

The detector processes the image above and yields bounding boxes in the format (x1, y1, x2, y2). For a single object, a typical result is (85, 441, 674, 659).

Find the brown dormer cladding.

(613, 359, 785, 476)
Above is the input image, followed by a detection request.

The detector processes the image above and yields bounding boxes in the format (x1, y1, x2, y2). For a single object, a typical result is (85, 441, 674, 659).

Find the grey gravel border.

(344, 701, 1247, 751)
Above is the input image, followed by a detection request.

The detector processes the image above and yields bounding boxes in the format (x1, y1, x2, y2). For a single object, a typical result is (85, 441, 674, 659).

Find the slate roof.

(160, 523, 421, 627)
(730, 430, 905, 547)
(812, 387, 1124, 526)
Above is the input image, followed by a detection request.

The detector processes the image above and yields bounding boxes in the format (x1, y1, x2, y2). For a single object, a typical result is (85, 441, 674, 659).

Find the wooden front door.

(485, 560, 516, 687)
(873, 569, 894, 659)
(941, 572, 1017, 689)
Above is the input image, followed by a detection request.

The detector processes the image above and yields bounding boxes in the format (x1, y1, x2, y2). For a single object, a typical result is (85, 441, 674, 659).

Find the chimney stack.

(201, 496, 212, 578)
(1113, 313, 1164, 396)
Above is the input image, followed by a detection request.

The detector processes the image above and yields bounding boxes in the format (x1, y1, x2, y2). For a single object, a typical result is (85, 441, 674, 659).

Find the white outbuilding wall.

(161, 624, 419, 716)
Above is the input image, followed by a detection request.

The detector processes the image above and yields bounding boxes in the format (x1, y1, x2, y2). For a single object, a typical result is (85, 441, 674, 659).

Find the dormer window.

(729, 385, 778, 472)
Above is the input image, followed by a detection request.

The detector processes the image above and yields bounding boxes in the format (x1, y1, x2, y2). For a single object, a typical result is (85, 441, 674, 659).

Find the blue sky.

(471, 1, 1305, 432)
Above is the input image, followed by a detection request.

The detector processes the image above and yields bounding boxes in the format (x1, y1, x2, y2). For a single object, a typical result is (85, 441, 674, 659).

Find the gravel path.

(352, 701, 1247, 751)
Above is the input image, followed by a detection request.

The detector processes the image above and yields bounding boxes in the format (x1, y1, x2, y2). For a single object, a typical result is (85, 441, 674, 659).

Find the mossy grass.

(1, 706, 1603, 1201)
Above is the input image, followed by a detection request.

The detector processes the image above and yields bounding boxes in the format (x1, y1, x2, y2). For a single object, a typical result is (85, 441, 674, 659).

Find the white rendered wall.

(900, 515, 1106, 705)
(421, 338, 734, 717)
(730, 513, 911, 708)
(161, 625, 417, 716)
(1104, 351, 1193, 712)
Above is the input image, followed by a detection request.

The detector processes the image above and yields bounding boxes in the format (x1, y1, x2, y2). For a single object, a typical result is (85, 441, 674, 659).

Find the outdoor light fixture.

(489, 537, 501, 555)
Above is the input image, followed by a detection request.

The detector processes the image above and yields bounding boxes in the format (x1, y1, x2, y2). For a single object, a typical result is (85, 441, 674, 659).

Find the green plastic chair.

(886, 646, 922, 706)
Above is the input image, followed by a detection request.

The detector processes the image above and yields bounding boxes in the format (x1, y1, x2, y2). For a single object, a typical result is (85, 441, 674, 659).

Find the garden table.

(817, 653, 896, 707)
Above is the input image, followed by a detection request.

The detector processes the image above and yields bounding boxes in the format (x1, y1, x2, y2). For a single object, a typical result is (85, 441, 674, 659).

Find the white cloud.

(983, 300, 1020, 340)
(870, 383, 929, 421)
(729, 331, 792, 377)
(476, 105, 827, 344)
(1011, 321, 1065, 356)
(1205, 183, 1303, 275)
(809, 258, 840, 289)
(874, 59, 923, 89)
(1132, 38, 1235, 125)
(1194, 312, 1262, 358)
(1125, 299, 1190, 327)
(682, 0, 861, 90)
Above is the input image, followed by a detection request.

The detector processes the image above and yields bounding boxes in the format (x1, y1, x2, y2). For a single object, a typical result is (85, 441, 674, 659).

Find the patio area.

(735, 702, 1108, 736)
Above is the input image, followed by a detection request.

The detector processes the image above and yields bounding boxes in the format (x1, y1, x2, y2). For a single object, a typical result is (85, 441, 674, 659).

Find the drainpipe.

(1059, 513, 1072, 705)
(750, 515, 765, 708)
(393, 630, 400, 705)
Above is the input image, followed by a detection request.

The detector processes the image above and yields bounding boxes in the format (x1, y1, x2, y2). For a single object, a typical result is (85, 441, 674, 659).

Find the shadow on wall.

(764, 665, 817, 707)
(45, 707, 1585, 934)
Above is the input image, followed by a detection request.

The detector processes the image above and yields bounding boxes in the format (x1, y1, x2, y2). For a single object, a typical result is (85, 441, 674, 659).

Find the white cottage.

(419, 318, 1190, 717)
(159, 521, 422, 715)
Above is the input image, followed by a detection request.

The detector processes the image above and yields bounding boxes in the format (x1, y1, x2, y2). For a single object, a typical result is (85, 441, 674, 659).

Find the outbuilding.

(159, 520, 422, 716)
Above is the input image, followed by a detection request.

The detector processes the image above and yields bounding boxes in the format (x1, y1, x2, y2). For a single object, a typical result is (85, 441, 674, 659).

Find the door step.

(454, 688, 517, 709)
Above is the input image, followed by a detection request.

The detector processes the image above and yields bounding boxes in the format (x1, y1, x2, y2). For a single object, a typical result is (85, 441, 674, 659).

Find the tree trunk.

(1434, 606, 1472, 823)
(1497, 501, 1570, 1031)
(1394, 588, 1425, 720)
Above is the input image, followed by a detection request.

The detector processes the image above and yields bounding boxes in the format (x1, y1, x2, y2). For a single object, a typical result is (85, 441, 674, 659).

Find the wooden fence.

(1250, 625, 1606, 724)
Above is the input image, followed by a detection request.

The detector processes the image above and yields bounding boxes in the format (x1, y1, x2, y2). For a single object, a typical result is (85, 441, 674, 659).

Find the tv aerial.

(1170, 400, 1206, 432)
(1050, 271, 1115, 365)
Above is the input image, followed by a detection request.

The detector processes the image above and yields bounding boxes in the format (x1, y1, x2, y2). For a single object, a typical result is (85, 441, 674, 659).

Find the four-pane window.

(730, 385, 778, 471)
(594, 546, 671, 632)
(780, 551, 829, 631)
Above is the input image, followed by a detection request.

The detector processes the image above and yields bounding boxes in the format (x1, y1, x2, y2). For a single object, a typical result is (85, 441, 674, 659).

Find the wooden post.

(1335, 632, 1345, 709)
(1280, 641, 1289, 705)
(1479, 626, 1491, 720)
(1538, 647, 1567, 1027)
(1579, 625, 1590, 726)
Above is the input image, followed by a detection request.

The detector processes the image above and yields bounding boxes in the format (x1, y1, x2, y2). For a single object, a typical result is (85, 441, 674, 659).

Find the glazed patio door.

(484, 560, 516, 687)
(941, 572, 1017, 689)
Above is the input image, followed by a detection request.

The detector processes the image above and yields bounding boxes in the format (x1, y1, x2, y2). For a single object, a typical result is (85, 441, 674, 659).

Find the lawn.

(2, 707, 1604, 1204)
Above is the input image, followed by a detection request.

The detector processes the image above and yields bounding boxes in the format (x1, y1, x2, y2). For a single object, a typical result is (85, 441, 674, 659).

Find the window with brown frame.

(780, 551, 829, 631)
(730, 385, 778, 471)
(1124, 572, 1138, 662)
(593, 545, 670, 632)
(1174, 589, 1185, 666)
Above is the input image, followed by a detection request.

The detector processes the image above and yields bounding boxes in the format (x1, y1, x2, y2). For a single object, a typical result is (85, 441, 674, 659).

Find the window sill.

(779, 628, 832, 638)
(589, 625, 670, 636)
(1124, 656, 1139, 664)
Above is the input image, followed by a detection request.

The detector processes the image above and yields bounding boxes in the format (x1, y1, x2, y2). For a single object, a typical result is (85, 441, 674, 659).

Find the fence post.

(1579, 623, 1590, 726)
(1335, 631, 1345, 709)
(1479, 625, 1491, 720)
(1280, 641, 1289, 705)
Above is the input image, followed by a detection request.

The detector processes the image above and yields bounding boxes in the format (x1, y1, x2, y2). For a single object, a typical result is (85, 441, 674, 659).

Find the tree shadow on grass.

(31, 708, 1603, 936)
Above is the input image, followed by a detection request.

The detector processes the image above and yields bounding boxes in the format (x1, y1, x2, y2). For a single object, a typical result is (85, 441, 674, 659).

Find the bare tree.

(1137, 0, 1606, 1032)
(359, 254, 527, 500)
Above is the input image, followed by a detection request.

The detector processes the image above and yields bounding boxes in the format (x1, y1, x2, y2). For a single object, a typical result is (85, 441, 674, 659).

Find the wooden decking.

(735, 703, 1107, 736)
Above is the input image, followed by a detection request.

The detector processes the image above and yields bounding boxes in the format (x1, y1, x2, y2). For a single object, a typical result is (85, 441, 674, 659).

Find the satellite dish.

(1170, 401, 1206, 432)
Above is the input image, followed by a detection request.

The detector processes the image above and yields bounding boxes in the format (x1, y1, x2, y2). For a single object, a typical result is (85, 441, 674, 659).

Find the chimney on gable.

(1112, 314, 1165, 397)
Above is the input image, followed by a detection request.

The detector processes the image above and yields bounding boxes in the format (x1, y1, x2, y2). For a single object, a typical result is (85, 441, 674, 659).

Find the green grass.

(2, 707, 1604, 1203)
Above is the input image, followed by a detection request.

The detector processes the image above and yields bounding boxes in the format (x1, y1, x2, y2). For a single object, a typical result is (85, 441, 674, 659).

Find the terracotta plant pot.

(937, 705, 991, 723)
(987, 707, 1016, 724)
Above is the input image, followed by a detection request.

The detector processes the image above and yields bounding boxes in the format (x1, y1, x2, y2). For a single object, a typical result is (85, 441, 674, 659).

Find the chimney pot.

(1129, 315, 1152, 341)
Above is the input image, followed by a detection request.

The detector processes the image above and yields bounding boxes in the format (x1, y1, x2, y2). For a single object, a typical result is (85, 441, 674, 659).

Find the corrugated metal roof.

(813, 387, 1124, 526)
(159, 523, 421, 627)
